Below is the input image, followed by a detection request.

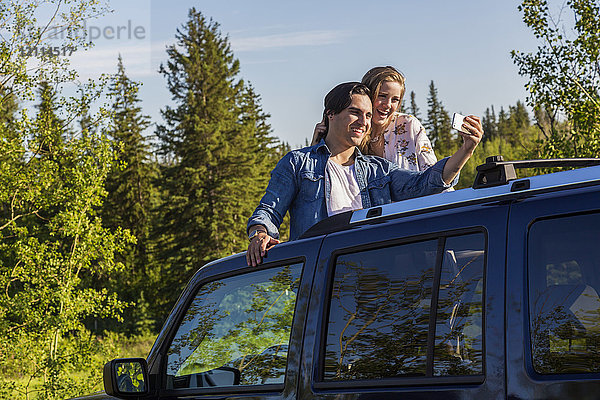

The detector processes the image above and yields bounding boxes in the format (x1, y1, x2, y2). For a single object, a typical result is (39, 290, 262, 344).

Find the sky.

(61, 0, 550, 148)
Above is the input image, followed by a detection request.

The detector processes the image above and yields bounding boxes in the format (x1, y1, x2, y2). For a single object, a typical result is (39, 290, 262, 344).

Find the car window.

(165, 263, 303, 389)
(434, 235, 485, 376)
(322, 233, 485, 382)
(528, 213, 600, 374)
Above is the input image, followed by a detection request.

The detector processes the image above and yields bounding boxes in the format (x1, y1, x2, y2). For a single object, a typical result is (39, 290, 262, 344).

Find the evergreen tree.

(0, 87, 21, 171)
(33, 82, 65, 157)
(0, 88, 18, 127)
(497, 107, 509, 139)
(101, 55, 158, 334)
(502, 101, 532, 149)
(425, 81, 455, 157)
(408, 91, 420, 119)
(155, 9, 278, 313)
(482, 106, 498, 142)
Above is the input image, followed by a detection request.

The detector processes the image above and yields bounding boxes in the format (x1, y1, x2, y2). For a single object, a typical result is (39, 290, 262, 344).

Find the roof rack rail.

(473, 155, 600, 189)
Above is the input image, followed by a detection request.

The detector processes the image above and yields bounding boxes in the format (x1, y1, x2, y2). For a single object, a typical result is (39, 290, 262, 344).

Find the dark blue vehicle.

(75, 158, 600, 400)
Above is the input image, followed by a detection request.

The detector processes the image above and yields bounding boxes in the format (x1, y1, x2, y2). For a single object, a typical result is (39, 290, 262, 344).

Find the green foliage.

(512, 0, 600, 158)
(425, 81, 457, 157)
(99, 56, 160, 335)
(456, 102, 541, 189)
(0, 1, 139, 398)
(0, 0, 109, 101)
(0, 85, 134, 398)
(154, 8, 279, 315)
(408, 91, 421, 120)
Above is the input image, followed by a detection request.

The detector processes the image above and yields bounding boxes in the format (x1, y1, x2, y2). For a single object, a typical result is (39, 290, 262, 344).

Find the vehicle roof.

(300, 165, 600, 239)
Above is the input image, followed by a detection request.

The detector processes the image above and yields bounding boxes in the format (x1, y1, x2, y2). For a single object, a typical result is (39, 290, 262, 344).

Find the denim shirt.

(247, 140, 455, 241)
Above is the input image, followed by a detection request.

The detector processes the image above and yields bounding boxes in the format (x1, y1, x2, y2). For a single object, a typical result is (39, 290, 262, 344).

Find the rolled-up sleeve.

(247, 153, 298, 239)
(389, 157, 457, 201)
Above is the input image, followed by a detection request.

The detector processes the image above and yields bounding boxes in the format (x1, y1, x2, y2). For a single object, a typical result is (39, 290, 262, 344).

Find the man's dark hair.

(318, 82, 371, 141)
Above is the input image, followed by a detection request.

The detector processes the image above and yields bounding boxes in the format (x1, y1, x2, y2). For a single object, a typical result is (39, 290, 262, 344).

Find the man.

(247, 82, 482, 266)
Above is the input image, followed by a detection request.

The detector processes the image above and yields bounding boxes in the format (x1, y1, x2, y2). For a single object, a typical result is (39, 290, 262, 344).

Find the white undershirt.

(326, 159, 363, 216)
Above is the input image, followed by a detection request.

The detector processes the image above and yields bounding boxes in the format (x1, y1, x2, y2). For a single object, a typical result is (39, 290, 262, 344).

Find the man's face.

(327, 94, 372, 149)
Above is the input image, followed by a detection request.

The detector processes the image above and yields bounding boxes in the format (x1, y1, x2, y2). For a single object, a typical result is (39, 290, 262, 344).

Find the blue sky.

(67, 0, 548, 147)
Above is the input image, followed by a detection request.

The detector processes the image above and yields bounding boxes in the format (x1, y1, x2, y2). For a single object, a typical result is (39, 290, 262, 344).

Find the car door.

(506, 184, 600, 399)
(150, 235, 324, 400)
(298, 201, 509, 399)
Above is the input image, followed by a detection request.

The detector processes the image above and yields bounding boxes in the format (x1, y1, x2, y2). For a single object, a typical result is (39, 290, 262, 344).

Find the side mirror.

(103, 358, 149, 398)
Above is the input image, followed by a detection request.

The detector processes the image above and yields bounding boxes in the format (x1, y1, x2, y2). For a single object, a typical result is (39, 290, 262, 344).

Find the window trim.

(315, 228, 488, 387)
(158, 256, 306, 395)
(525, 210, 600, 380)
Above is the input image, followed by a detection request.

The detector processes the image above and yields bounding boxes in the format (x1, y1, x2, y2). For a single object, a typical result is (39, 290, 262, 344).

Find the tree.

(0, 82, 132, 400)
(100, 55, 159, 335)
(33, 81, 65, 157)
(425, 81, 455, 157)
(482, 106, 498, 142)
(408, 91, 420, 119)
(511, 0, 600, 158)
(497, 101, 536, 150)
(0, 1, 132, 398)
(0, 88, 18, 127)
(455, 101, 541, 188)
(155, 9, 278, 315)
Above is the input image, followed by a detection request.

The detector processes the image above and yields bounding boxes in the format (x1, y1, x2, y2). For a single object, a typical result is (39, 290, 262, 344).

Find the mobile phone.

(452, 113, 470, 134)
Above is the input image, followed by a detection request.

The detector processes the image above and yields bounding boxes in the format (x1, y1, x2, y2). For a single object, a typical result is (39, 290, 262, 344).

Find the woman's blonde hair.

(359, 66, 406, 154)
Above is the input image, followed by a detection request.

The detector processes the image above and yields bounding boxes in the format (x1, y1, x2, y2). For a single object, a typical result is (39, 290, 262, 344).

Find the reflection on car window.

(165, 263, 303, 389)
(323, 233, 485, 382)
(434, 234, 485, 376)
(529, 213, 600, 374)
(324, 240, 437, 380)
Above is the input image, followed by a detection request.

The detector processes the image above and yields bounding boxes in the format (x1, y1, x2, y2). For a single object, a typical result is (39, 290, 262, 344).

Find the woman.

(360, 66, 436, 171)
(312, 66, 436, 172)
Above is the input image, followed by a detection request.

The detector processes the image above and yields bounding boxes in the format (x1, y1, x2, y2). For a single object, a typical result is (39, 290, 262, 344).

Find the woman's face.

(372, 80, 403, 127)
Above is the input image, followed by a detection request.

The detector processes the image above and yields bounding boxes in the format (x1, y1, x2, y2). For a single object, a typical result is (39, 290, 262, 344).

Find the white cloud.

(231, 30, 349, 52)
(66, 39, 170, 80)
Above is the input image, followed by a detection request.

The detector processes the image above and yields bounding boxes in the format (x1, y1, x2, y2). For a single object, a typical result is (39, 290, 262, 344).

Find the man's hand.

(246, 231, 280, 267)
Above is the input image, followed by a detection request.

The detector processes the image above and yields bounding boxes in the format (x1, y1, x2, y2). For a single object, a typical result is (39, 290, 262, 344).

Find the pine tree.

(101, 55, 158, 333)
(33, 82, 65, 157)
(0, 88, 18, 127)
(482, 106, 498, 142)
(497, 107, 509, 139)
(479, 101, 541, 161)
(408, 91, 420, 119)
(155, 9, 278, 312)
(425, 81, 455, 157)
(104, 56, 155, 249)
(0, 87, 21, 177)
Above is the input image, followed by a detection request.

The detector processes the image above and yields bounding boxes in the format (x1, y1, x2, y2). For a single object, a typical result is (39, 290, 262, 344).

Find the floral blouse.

(382, 113, 436, 172)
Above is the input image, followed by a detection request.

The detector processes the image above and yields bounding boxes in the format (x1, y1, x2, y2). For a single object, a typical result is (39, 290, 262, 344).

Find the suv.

(78, 157, 600, 400)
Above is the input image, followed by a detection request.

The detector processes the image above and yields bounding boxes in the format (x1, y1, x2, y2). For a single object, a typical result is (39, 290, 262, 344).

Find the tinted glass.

(323, 233, 485, 382)
(165, 263, 302, 388)
(434, 234, 485, 376)
(324, 240, 438, 380)
(529, 214, 600, 374)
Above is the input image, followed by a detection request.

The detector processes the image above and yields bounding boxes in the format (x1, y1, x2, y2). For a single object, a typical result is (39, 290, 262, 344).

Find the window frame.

(525, 210, 600, 380)
(314, 228, 487, 389)
(158, 256, 306, 396)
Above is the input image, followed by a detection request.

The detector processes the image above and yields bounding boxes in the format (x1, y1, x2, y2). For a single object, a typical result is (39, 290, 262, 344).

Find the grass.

(0, 332, 157, 400)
